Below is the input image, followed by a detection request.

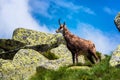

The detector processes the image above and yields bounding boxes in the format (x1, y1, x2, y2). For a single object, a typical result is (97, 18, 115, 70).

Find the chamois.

(56, 19, 99, 64)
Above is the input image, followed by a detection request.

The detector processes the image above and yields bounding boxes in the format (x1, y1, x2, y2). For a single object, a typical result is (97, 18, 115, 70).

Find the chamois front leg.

(92, 53, 99, 63)
(89, 49, 99, 64)
(75, 53, 78, 64)
(72, 53, 75, 64)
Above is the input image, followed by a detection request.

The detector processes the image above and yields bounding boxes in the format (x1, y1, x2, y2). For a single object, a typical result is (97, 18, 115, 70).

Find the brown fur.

(56, 21, 99, 64)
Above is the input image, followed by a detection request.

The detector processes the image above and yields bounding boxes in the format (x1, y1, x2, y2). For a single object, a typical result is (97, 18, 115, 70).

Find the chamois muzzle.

(56, 30, 59, 33)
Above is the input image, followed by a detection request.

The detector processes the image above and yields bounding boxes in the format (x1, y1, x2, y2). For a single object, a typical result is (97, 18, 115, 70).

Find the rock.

(50, 44, 72, 58)
(12, 28, 65, 46)
(0, 49, 48, 80)
(0, 59, 14, 80)
(109, 45, 120, 67)
(38, 44, 86, 70)
(67, 66, 90, 70)
(114, 12, 120, 31)
(38, 44, 72, 70)
(50, 44, 86, 64)
(101, 54, 106, 60)
(0, 28, 101, 79)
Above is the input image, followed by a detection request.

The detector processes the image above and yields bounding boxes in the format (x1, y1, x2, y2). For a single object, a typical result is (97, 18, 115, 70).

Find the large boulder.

(0, 28, 102, 79)
(114, 12, 120, 31)
(39, 44, 86, 70)
(0, 49, 48, 80)
(12, 28, 65, 46)
(109, 45, 120, 67)
(50, 44, 85, 64)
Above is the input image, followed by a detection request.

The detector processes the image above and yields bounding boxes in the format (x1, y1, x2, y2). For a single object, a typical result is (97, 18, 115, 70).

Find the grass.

(30, 56, 120, 80)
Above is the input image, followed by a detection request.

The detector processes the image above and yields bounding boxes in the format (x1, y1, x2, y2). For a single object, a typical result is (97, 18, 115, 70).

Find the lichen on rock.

(109, 45, 120, 67)
(0, 49, 48, 80)
(0, 28, 104, 79)
(114, 12, 120, 31)
(38, 44, 86, 70)
(12, 28, 65, 46)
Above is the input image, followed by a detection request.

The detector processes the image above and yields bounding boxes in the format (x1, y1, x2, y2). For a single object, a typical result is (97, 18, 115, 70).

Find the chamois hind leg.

(87, 54, 95, 64)
(89, 50, 99, 64)
(75, 53, 78, 64)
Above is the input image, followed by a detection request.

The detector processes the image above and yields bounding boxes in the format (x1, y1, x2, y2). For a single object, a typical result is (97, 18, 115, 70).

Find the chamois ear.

(63, 22, 66, 27)
(58, 19, 61, 25)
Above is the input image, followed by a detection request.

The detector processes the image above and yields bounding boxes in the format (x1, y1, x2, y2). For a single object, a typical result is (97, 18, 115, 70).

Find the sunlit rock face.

(0, 49, 48, 80)
(114, 12, 120, 31)
(12, 28, 65, 46)
(109, 45, 120, 67)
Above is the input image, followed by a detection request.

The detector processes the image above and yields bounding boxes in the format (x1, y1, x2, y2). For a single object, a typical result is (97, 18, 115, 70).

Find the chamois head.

(56, 19, 66, 33)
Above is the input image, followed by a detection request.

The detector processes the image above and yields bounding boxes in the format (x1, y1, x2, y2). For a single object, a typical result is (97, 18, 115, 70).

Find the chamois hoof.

(95, 60, 100, 64)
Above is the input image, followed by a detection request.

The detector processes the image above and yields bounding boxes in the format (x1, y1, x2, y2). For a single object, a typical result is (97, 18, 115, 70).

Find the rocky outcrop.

(0, 49, 48, 80)
(39, 44, 72, 70)
(109, 13, 120, 67)
(50, 44, 85, 64)
(109, 45, 120, 67)
(37, 44, 85, 70)
(0, 28, 101, 80)
(12, 28, 65, 46)
(114, 12, 120, 31)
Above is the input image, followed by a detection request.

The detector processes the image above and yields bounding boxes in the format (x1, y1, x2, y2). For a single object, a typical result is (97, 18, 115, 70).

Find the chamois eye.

(60, 26, 63, 29)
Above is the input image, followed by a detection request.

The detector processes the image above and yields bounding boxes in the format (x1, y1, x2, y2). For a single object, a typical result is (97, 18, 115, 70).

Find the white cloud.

(76, 22, 120, 54)
(80, 6, 96, 15)
(104, 7, 117, 15)
(0, 0, 51, 38)
(53, 0, 96, 15)
(30, 0, 96, 18)
(53, 0, 80, 11)
(29, 0, 52, 18)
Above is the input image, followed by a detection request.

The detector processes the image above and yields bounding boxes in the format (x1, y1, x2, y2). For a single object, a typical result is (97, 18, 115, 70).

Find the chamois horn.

(58, 19, 61, 25)
(63, 22, 65, 26)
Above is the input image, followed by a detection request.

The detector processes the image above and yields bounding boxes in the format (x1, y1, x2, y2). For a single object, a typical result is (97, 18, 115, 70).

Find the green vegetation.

(30, 56, 120, 80)
(42, 51, 59, 60)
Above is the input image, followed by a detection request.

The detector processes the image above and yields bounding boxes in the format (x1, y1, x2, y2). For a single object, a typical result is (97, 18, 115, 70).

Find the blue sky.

(0, 0, 120, 54)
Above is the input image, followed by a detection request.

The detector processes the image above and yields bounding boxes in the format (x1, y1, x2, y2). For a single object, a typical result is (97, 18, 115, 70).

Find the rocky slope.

(0, 28, 90, 80)
(2, 27, 120, 80)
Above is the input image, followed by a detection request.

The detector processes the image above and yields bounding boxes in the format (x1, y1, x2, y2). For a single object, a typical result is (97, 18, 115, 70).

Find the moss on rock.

(42, 51, 59, 60)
